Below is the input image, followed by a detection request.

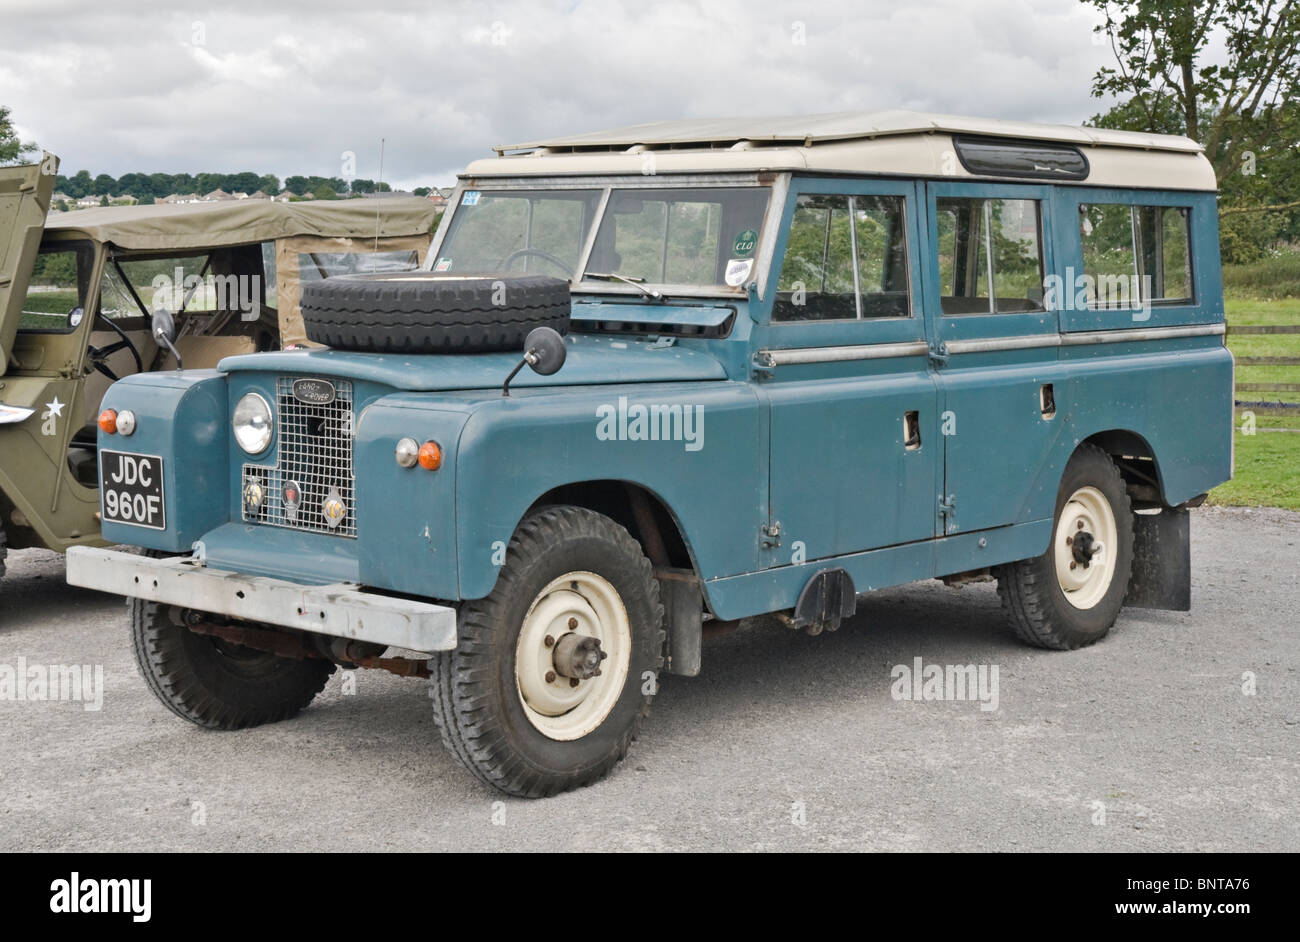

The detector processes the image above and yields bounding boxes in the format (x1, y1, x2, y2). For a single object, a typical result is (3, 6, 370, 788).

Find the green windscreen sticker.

(732, 229, 757, 258)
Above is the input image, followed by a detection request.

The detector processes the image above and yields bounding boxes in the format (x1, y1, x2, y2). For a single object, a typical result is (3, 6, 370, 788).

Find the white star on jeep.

(45, 397, 65, 418)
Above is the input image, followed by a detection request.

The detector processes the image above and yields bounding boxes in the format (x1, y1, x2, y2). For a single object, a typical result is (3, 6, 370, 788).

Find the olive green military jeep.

(0, 159, 436, 584)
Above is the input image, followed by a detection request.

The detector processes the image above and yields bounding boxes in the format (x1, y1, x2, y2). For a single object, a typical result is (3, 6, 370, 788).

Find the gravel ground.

(1, 504, 1296, 852)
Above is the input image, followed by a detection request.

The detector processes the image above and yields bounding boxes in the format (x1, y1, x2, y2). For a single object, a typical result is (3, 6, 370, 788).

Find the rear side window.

(953, 136, 1089, 181)
(936, 197, 1045, 315)
(1079, 204, 1193, 307)
(773, 193, 910, 321)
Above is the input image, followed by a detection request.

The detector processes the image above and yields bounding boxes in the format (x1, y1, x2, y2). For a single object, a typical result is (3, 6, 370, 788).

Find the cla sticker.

(724, 258, 754, 287)
(292, 378, 336, 405)
(732, 228, 758, 258)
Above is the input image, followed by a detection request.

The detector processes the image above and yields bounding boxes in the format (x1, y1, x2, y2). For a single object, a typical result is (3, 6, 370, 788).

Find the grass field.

(1212, 293, 1300, 510)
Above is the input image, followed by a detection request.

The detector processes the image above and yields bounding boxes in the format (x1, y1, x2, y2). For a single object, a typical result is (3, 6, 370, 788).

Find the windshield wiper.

(585, 272, 663, 302)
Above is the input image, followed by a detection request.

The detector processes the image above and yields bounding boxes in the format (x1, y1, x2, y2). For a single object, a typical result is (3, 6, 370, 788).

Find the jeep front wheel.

(429, 506, 665, 797)
(996, 444, 1135, 650)
(130, 599, 335, 729)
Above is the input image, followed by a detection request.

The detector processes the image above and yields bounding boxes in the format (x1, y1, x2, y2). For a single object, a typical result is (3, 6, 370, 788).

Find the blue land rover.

(67, 112, 1232, 796)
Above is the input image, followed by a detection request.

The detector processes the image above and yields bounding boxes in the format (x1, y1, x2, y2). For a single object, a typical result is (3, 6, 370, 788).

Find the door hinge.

(938, 494, 957, 533)
(927, 343, 949, 368)
(761, 520, 782, 548)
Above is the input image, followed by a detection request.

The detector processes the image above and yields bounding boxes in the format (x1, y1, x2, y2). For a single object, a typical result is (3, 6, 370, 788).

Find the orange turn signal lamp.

(98, 408, 136, 436)
(418, 440, 442, 471)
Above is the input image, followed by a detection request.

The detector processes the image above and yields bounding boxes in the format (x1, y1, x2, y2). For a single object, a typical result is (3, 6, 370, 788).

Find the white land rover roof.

(465, 110, 1215, 191)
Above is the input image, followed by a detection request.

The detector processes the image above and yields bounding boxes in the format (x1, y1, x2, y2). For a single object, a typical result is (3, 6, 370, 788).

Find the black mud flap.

(793, 567, 857, 635)
(1125, 507, 1191, 611)
(656, 569, 702, 677)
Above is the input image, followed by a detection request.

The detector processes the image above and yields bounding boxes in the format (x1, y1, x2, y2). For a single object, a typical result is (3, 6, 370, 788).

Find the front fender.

(98, 370, 230, 552)
(454, 382, 765, 600)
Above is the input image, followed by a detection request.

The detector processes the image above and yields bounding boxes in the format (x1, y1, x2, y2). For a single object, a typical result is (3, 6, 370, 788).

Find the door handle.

(903, 410, 921, 450)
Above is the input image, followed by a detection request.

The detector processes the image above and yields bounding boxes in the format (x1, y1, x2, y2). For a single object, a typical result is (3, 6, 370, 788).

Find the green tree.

(257, 174, 280, 195)
(226, 171, 261, 194)
(66, 170, 92, 198)
(0, 105, 34, 165)
(93, 173, 117, 196)
(313, 184, 338, 200)
(1086, 0, 1300, 180)
(351, 178, 376, 193)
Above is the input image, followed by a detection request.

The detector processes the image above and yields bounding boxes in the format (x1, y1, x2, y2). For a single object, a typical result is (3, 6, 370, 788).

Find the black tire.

(0, 523, 6, 582)
(430, 506, 666, 798)
(130, 599, 335, 729)
(996, 444, 1134, 650)
(300, 272, 570, 353)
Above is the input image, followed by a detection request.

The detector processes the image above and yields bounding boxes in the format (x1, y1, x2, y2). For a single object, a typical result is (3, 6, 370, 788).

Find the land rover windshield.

(431, 182, 771, 294)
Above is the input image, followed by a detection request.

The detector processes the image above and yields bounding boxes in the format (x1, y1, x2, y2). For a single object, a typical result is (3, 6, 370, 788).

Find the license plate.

(100, 450, 166, 530)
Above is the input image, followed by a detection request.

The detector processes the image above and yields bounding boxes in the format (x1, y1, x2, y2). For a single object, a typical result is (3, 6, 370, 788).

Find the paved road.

(1, 505, 1296, 852)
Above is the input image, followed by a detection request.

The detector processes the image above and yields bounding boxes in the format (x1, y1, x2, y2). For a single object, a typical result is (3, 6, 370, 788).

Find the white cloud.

(2, 0, 1121, 190)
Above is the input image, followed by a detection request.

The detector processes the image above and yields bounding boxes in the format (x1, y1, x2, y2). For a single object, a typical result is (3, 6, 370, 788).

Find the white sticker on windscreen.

(724, 258, 754, 287)
(461, 191, 481, 205)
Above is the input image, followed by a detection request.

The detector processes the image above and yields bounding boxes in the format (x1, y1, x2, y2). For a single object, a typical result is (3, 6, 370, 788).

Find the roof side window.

(954, 136, 1089, 181)
(1079, 204, 1193, 307)
(937, 197, 1045, 315)
(773, 193, 910, 321)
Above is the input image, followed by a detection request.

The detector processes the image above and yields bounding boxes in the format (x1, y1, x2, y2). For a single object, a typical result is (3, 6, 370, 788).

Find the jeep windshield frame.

(426, 173, 788, 301)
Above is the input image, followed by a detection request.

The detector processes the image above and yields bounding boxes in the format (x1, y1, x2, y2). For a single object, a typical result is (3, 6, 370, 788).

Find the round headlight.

(233, 393, 273, 455)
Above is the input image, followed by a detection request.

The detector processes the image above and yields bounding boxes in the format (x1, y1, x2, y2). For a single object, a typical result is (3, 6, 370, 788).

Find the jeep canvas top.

(65, 111, 1231, 797)
(0, 166, 435, 587)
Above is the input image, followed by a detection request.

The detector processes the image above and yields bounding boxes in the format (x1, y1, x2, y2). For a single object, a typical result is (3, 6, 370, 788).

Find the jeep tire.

(300, 272, 570, 354)
(130, 599, 335, 729)
(997, 444, 1135, 650)
(429, 506, 666, 798)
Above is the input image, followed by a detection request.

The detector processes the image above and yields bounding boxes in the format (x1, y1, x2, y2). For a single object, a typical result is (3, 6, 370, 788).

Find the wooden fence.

(1228, 322, 1300, 409)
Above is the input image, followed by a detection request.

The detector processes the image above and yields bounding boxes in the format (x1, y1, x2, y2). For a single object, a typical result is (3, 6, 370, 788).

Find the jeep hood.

(0, 161, 56, 377)
(218, 333, 727, 390)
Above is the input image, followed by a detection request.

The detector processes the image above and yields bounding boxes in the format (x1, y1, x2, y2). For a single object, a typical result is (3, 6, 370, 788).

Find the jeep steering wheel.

(87, 309, 145, 382)
(498, 248, 574, 279)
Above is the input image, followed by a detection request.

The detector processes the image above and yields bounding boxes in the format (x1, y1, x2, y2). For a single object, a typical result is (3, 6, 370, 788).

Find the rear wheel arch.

(1080, 429, 1168, 508)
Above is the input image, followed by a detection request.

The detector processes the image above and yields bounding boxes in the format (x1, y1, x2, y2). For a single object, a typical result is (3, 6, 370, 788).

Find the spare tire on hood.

(300, 272, 571, 354)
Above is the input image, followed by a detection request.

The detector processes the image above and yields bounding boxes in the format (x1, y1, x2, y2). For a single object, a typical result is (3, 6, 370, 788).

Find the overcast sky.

(2, 0, 1131, 191)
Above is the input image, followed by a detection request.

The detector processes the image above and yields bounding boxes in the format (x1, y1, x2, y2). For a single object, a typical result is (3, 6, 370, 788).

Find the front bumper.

(66, 547, 457, 653)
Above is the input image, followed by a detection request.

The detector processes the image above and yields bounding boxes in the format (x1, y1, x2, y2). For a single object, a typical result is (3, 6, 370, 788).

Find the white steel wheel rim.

(1054, 486, 1119, 610)
(515, 571, 631, 741)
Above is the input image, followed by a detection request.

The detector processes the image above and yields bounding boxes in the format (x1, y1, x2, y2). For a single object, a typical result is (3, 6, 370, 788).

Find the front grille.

(242, 377, 356, 537)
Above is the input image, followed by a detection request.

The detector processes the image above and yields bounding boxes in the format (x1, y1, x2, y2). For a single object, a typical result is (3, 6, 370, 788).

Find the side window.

(1079, 203, 1193, 307)
(19, 246, 93, 333)
(937, 197, 1044, 315)
(773, 193, 910, 321)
